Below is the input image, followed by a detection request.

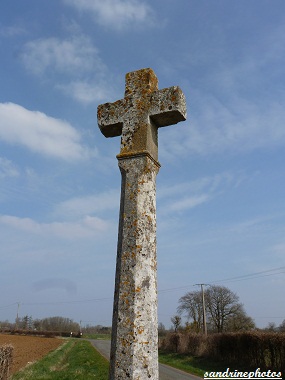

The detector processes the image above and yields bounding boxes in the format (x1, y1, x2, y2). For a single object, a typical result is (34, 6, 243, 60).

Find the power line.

(158, 266, 285, 294)
(208, 266, 285, 285)
(0, 302, 18, 310)
(1, 266, 285, 309)
(22, 296, 112, 306)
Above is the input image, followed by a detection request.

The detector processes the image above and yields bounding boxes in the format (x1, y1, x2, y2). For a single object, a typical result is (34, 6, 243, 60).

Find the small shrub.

(0, 344, 13, 380)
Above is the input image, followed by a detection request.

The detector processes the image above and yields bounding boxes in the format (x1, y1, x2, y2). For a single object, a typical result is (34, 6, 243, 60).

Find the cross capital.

(97, 68, 186, 163)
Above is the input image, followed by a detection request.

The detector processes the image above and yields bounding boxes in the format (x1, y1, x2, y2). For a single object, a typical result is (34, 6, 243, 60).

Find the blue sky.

(1, 0, 285, 329)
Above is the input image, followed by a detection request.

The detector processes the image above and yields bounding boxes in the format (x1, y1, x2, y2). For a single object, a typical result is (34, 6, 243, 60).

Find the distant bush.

(160, 333, 207, 356)
(0, 344, 13, 380)
(4, 329, 81, 338)
(159, 331, 285, 371)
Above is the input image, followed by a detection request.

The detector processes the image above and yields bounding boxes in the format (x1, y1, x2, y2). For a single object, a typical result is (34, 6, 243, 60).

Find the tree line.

(1, 316, 80, 333)
(0, 316, 112, 335)
(170, 284, 285, 333)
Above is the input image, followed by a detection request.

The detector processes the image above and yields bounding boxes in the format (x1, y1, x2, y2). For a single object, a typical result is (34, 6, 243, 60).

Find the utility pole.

(15, 302, 20, 329)
(194, 284, 208, 336)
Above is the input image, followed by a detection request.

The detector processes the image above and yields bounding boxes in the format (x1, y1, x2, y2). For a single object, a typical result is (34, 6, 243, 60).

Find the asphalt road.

(89, 339, 201, 380)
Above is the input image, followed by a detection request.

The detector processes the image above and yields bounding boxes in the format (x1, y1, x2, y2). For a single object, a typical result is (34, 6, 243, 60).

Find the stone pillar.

(110, 153, 160, 380)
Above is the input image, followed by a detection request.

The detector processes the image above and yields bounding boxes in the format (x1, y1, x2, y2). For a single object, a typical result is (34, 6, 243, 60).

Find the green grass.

(12, 340, 109, 380)
(159, 351, 227, 378)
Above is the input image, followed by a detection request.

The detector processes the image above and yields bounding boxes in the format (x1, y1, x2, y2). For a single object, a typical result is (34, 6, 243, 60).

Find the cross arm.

(149, 86, 187, 128)
(97, 99, 125, 138)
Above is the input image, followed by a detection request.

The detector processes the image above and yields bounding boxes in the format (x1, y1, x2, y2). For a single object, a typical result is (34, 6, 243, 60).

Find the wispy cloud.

(54, 190, 119, 219)
(158, 171, 244, 214)
(0, 157, 19, 178)
(0, 214, 109, 240)
(57, 80, 115, 104)
(21, 33, 117, 104)
(159, 24, 285, 160)
(21, 34, 104, 76)
(0, 24, 26, 37)
(167, 194, 210, 212)
(0, 103, 91, 161)
(63, 0, 155, 30)
(160, 95, 285, 159)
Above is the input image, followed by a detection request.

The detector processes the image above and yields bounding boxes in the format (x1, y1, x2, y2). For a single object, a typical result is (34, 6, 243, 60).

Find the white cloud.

(168, 194, 210, 212)
(54, 190, 119, 219)
(21, 35, 104, 76)
(64, 0, 155, 30)
(158, 171, 244, 214)
(57, 80, 115, 105)
(0, 157, 19, 178)
(160, 95, 285, 159)
(20, 33, 115, 104)
(158, 24, 285, 160)
(0, 102, 90, 161)
(0, 214, 109, 240)
(0, 24, 26, 37)
(159, 172, 238, 199)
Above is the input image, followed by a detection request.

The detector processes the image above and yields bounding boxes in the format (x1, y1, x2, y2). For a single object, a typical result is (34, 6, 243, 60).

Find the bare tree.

(158, 322, 167, 337)
(205, 285, 242, 333)
(34, 316, 80, 332)
(177, 285, 254, 333)
(265, 322, 277, 332)
(171, 315, 181, 332)
(279, 319, 285, 332)
(177, 290, 203, 332)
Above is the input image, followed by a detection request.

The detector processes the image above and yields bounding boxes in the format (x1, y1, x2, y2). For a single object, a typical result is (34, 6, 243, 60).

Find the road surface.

(89, 339, 201, 380)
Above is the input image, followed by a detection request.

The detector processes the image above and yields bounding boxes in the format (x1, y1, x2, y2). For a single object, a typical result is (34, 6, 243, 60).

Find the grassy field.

(11, 339, 109, 380)
(9, 337, 216, 379)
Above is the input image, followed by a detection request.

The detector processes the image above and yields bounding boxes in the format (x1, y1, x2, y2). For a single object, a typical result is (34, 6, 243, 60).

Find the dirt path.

(0, 334, 64, 375)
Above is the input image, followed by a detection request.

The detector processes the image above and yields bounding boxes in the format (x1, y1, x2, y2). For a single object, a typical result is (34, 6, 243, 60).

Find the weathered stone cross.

(97, 68, 186, 380)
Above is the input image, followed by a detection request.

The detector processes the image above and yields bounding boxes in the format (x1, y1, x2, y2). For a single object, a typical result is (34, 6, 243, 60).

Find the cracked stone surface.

(97, 68, 186, 380)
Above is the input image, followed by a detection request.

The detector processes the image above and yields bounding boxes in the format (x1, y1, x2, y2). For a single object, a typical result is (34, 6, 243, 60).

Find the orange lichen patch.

(146, 215, 152, 223)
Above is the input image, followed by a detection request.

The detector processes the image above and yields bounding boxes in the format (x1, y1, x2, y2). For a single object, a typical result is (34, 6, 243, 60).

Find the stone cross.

(97, 68, 186, 380)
